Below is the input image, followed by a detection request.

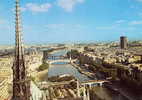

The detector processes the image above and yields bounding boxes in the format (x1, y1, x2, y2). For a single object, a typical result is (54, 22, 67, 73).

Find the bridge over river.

(45, 49, 138, 100)
(46, 51, 75, 65)
(81, 80, 109, 87)
(39, 79, 109, 89)
(47, 59, 76, 65)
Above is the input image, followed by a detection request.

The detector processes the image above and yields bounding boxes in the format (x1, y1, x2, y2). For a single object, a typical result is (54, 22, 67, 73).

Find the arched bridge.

(47, 59, 76, 65)
(81, 80, 109, 87)
(47, 59, 71, 64)
(47, 55, 67, 60)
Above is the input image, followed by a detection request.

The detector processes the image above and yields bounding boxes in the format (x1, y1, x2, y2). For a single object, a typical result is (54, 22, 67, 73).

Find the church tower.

(12, 0, 30, 100)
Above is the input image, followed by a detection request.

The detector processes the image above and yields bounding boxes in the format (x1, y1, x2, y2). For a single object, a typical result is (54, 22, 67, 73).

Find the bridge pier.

(99, 82, 103, 86)
(86, 88, 90, 100)
(77, 80, 80, 97)
(83, 85, 87, 100)
(83, 84, 90, 100)
(88, 84, 92, 89)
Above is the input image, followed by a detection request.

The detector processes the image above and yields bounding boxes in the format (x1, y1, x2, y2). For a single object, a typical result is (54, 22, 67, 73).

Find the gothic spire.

(12, 0, 30, 100)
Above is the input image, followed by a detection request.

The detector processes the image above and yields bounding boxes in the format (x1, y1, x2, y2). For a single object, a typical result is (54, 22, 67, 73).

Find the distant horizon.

(1, 0, 142, 44)
(0, 38, 142, 46)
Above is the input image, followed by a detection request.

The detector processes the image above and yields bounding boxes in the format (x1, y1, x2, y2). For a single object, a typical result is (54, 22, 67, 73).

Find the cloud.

(45, 23, 86, 32)
(57, 0, 84, 12)
(136, 0, 142, 2)
(129, 20, 142, 25)
(115, 20, 126, 24)
(96, 25, 136, 31)
(45, 24, 65, 30)
(20, 7, 27, 12)
(96, 26, 116, 30)
(96, 20, 126, 30)
(22, 3, 52, 13)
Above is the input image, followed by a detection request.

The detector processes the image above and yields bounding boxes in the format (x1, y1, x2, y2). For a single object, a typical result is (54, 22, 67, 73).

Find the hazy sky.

(1, 0, 142, 44)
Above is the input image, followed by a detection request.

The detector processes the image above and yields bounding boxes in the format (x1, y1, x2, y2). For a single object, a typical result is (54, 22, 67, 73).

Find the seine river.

(47, 50, 139, 100)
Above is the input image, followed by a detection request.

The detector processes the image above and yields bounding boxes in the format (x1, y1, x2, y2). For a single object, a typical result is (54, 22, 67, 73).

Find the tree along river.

(47, 50, 139, 100)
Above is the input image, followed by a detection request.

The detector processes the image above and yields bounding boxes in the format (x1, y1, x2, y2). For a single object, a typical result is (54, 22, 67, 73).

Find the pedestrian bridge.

(81, 80, 109, 87)
(47, 59, 71, 65)
(47, 59, 76, 65)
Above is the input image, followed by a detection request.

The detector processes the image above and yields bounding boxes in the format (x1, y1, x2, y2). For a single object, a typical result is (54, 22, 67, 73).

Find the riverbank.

(71, 62, 96, 79)
(71, 62, 142, 100)
(31, 69, 48, 82)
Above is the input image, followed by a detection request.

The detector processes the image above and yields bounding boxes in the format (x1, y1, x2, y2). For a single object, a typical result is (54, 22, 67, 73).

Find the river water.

(48, 49, 90, 81)
(48, 64, 90, 81)
(47, 50, 139, 100)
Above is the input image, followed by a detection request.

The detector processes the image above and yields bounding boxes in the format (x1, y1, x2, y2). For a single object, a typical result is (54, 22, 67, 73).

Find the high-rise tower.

(12, 0, 30, 100)
(120, 36, 128, 49)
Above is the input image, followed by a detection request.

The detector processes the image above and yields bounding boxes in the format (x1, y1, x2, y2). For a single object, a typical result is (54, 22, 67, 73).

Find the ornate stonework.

(12, 0, 30, 100)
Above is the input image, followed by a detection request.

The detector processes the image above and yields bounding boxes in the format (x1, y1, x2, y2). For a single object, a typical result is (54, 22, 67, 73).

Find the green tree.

(38, 63, 49, 71)
(67, 49, 79, 59)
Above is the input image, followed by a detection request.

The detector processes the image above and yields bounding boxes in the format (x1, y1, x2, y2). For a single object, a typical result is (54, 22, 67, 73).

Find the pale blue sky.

(1, 0, 142, 44)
